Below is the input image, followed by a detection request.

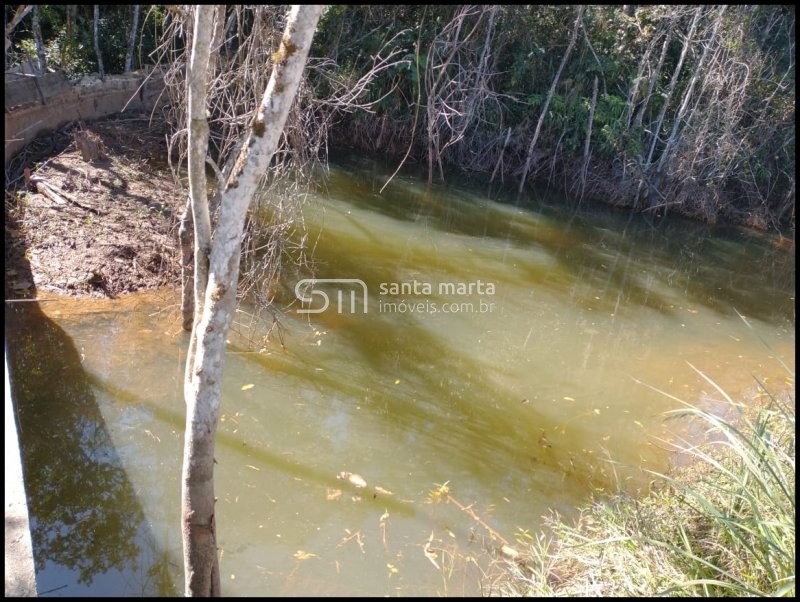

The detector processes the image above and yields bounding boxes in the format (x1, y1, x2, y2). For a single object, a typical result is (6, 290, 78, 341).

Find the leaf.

(293, 550, 318, 561)
(326, 488, 342, 501)
(500, 545, 520, 561)
(387, 563, 399, 574)
(423, 531, 440, 569)
(563, 396, 575, 401)
(375, 486, 394, 496)
(337, 471, 367, 488)
(241, 384, 255, 391)
(350, 474, 367, 488)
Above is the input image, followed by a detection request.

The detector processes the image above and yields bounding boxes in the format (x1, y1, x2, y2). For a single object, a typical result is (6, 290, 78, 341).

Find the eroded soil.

(5, 114, 182, 299)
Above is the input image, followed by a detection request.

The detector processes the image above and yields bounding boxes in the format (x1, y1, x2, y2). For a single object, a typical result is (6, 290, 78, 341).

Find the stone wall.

(4, 69, 166, 164)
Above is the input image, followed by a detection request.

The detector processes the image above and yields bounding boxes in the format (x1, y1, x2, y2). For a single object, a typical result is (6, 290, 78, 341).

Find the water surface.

(6, 159, 794, 595)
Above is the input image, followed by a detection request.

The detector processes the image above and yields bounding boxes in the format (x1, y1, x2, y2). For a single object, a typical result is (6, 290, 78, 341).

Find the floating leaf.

(293, 550, 318, 561)
(423, 531, 440, 569)
(374, 485, 394, 496)
(563, 396, 575, 401)
(241, 384, 255, 391)
(387, 563, 399, 574)
(500, 545, 520, 561)
(337, 471, 367, 488)
(593, 408, 601, 415)
(326, 488, 342, 501)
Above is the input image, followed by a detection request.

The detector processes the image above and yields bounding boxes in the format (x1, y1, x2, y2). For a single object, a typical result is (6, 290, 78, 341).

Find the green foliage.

(500, 370, 795, 596)
(6, 5, 164, 77)
(7, 4, 791, 226)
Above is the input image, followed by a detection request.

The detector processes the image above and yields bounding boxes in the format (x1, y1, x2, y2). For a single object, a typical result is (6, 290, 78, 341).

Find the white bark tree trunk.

(5, 5, 32, 60)
(125, 4, 140, 73)
(93, 5, 104, 80)
(31, 5, 45, 73)
(643, 7, 702, 170)
(181, 4, 324, 596)
(579, 74, 599, 201)
(656, 6, 726, 174)
(518, 5, 584, 194)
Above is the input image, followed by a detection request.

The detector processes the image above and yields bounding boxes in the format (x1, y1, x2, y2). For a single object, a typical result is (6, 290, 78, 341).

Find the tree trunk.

(179, 198, 195, 332)
(643, 7, 702, 170)
(5, 5, 32, 59)
(656, 7, 726, 174)
(181, 4, 324, 596)
(624, 34, 654, 130)
(63, 5, 76, 66)
(125, 4, 140, 72)
(182, 5, 216, 595)
(32, 5, 45, 73)
(633, 22, 673, 128)
(579, 75, 599, 201)
(93, 5, 104, 80)
(518, 5, 584, 194)
(635, 7, 702, 206)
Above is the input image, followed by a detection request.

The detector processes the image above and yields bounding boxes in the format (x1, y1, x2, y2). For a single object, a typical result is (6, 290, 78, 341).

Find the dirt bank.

(5, 114, 182, 299)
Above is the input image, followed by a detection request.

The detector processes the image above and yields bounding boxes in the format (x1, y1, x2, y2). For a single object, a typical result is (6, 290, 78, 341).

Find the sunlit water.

(6, 157, 795, 596)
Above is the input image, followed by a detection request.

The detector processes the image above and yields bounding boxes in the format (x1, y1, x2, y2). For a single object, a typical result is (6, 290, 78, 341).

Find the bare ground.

(5, 114, 182, 299)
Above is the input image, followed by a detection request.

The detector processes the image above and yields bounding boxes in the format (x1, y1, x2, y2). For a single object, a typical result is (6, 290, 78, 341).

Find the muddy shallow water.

(6, 158, 795, 595)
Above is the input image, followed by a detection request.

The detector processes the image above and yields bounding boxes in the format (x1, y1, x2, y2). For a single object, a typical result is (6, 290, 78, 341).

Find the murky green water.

(6, 158, 795, 596)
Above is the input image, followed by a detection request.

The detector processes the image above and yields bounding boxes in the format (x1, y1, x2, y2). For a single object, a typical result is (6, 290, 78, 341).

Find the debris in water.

(337, 471, 367, 488)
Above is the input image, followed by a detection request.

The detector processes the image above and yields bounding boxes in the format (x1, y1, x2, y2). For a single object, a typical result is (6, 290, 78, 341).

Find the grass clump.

(500, 369, 795, 596)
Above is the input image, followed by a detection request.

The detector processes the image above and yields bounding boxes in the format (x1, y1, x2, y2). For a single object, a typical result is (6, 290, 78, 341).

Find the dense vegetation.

(313, 5, 795, 229)
(5, 5, 795, 227)
(499, 374, 795, 596)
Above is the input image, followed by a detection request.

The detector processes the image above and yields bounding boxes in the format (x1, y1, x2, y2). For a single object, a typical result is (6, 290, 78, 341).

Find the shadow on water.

(4, 256, 177, 595)
(243, 302, 623, 497)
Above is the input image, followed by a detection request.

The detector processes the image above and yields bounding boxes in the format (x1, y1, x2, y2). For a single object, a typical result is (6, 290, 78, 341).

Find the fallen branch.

(29, 173, 106, 215)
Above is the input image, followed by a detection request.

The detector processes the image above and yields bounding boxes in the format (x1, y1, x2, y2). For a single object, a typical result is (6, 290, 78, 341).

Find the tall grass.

(498, 369, 795, 596)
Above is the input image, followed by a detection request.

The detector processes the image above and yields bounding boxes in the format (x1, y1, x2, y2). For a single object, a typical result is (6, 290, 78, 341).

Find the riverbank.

(4, 114, 181, 300)
(494, 378, 796, 596)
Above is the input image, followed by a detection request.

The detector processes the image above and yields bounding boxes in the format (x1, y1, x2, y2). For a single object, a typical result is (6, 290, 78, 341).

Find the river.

(5, 156, 795, 596)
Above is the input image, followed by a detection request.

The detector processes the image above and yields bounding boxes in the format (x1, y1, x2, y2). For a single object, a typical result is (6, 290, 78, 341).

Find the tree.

(180, 4, 325, 596)
(518, 5, 585, 194)
(5, 5, 32, 67)
(31, 5, 45, 73)
(93, 5, 104, 80)
(125, 5, 140, 73)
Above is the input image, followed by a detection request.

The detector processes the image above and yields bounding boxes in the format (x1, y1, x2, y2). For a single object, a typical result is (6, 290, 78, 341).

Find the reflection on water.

(5, 299, 177, 596)
(6, 158, 794, 596)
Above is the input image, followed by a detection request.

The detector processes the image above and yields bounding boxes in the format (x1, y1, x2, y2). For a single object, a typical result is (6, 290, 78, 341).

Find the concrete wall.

(4, 69, 166, 164)
(4, 347, 37, 597)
